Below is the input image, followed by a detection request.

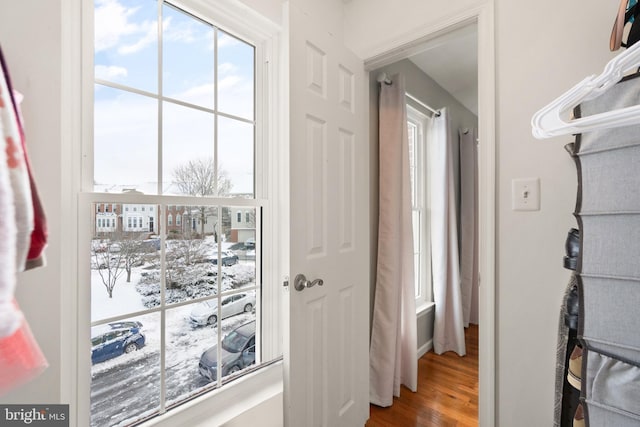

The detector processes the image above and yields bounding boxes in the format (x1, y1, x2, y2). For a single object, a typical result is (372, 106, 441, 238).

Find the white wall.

(495, 1, 613, 425)
(344, 0, 486, 59)
(346, 0, 616, 425)
(0, 0, 64, 405)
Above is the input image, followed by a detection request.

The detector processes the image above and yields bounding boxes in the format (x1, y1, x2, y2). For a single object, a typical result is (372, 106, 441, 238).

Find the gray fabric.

(581, 275, 640, 364)
(586, 400, 640, 427)
(578, 75, 640, 154)
(584, 351, 640, 421)
(579, 146, 640, 213)
(573, 75, 640, 425)
(580, 215, 640, 279)
(459, 128, 479, 327)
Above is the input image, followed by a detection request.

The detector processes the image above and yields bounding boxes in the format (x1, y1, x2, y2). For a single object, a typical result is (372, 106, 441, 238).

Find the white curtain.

(369, 74, 417, 407)
(429, 109, 466, 356)
(460, 128, 479, 327)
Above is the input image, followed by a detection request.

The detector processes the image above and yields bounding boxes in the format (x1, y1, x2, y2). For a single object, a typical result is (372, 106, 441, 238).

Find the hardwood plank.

(366, 325, 479, 427)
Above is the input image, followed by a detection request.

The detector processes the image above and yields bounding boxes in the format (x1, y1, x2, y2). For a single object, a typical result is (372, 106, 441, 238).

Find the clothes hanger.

(531, 40, 640, 139)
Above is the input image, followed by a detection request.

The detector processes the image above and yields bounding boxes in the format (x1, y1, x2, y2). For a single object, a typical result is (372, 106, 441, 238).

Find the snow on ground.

(90, 238, 260, 426)
(91, 269, 147, 322)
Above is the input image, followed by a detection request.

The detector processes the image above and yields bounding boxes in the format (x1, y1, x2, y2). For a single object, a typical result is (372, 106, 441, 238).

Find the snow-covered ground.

(89, 238, 259, 426)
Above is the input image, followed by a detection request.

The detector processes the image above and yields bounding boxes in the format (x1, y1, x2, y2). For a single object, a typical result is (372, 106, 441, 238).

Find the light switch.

(512, 178, 540, 211)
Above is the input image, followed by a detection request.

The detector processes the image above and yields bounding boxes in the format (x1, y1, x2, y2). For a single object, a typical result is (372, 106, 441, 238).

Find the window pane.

(163, 4, 215, 109)
(90, 313, 160, 427)
(94, 85, 158, 193)
(408, 122, 418, 208)
(412, 210, 421, 299)
(91, 210, 160, 321)
(165, 304, 217, 403)
(163, 205, 217, 305)
(162, 102, 215, 195)
(218, 117, 254, 196)
(217, 31, 254, 120)
(220, 310, 257, 381)
(94, 0, 158, 93)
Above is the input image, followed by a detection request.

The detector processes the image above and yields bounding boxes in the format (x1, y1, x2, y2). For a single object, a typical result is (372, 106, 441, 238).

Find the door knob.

(293, 274, 324, 291)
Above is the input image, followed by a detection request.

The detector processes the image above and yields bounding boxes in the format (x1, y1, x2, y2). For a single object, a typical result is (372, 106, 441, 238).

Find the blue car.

(91, 321, 146, 364)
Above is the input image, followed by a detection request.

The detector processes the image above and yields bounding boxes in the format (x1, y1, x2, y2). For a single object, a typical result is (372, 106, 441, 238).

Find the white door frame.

(363, 4, 496, 426)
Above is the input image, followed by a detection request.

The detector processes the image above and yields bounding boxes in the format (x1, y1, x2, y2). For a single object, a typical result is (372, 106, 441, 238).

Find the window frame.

(407, 104, 433, 310)
(72, 1, 285, 426)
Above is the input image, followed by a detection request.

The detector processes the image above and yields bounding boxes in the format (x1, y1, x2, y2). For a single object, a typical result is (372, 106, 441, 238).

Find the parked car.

(190, 292, 256, 326)
(141, 238, 162, 252)
(208, 250, 239, 267)
(91, 321, 145, 364)
(244, 237, 255, 249)
(198, 320, 256, 382)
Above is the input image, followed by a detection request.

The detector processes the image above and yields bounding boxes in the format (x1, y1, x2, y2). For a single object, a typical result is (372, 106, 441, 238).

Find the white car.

(190, 292, 256, 326)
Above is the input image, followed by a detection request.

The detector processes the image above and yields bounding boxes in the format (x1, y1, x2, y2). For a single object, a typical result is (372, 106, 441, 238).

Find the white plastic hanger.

(531, 41, 640, 139)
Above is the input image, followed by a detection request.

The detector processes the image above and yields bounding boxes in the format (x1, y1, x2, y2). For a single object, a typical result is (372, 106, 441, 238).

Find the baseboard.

(418, 339, 433, 359)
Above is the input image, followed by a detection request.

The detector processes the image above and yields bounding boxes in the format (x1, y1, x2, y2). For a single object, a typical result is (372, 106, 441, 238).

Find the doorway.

(364, 9, 495, 426)
(371, 17, 479, 352)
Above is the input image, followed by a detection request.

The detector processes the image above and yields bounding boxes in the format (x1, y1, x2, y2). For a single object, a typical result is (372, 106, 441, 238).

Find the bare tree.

(93, 232, 150, 297)
(172, 158, 232, 239)
(93, 241, 126, 298)
(118, 234, 146, 283)
(163, 238, 207, 289)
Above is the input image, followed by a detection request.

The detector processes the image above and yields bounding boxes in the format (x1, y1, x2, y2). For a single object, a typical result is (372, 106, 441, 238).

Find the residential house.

(230, 208, 256, 243)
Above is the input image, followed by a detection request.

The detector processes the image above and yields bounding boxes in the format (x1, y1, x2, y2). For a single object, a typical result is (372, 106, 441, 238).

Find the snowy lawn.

(90, 238, 259, 426)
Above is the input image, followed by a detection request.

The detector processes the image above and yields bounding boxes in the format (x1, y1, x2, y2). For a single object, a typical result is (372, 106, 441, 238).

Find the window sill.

(142, 361, 283, 427)
(416, 301, 435, 316)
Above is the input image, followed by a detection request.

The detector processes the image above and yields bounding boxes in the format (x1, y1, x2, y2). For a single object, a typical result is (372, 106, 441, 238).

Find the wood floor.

(366, 325, 479, 427)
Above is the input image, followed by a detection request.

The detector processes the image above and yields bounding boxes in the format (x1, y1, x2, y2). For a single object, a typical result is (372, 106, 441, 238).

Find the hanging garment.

(571, 72, 640, 425)
(0, 50, 47, 270)
(0, 53, 32, 276)
(0, 46, 48, 395)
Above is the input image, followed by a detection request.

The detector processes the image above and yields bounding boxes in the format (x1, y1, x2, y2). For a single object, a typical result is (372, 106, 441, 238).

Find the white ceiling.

(408, 23, 478, 116)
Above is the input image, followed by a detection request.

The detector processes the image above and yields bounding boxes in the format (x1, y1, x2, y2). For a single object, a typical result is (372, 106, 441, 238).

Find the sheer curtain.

(369, 74, 417, 407)
(429, 109, 466, 356)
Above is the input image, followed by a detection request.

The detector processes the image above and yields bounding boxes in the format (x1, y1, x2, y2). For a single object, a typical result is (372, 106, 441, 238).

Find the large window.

(407, 105, 432, 308)
(84, 1, 278, 426)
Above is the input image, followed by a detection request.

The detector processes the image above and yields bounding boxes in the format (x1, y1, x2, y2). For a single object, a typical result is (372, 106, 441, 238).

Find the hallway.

(366, 325, 479, 427)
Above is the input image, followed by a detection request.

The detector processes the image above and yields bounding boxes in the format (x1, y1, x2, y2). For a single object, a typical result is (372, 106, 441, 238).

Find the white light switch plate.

(512, 178, 540, 211)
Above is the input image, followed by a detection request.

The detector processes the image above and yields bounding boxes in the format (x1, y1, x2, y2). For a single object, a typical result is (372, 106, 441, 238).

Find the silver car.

(189, 292, 256, 326)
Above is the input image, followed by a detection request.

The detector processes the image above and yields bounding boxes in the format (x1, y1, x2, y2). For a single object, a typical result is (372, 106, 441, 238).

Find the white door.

(284, 3, 370, 426)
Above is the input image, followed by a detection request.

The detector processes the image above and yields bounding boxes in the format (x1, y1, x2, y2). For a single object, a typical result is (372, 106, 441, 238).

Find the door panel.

(285, 2, 369, 426)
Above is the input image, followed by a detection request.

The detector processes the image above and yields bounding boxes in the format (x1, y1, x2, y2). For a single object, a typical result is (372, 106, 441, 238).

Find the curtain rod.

(406, 93, 441, 117)
(376, 72, 441, 117)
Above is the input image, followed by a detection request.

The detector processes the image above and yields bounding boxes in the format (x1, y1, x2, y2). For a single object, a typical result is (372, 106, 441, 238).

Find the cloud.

(95, 65, 128, 81)
(218, 32, 241, 48)
(117, 19, 160, 55)
(218, 75, 242, 90)
(218, 62, 237, 76)
(95, 0, 161, 55)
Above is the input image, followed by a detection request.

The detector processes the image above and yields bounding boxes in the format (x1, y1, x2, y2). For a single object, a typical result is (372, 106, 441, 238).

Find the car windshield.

(221, 330, 249, 353)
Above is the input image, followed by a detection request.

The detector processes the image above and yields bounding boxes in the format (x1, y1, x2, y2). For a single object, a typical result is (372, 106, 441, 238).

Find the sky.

(93, 0, 255, 195)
